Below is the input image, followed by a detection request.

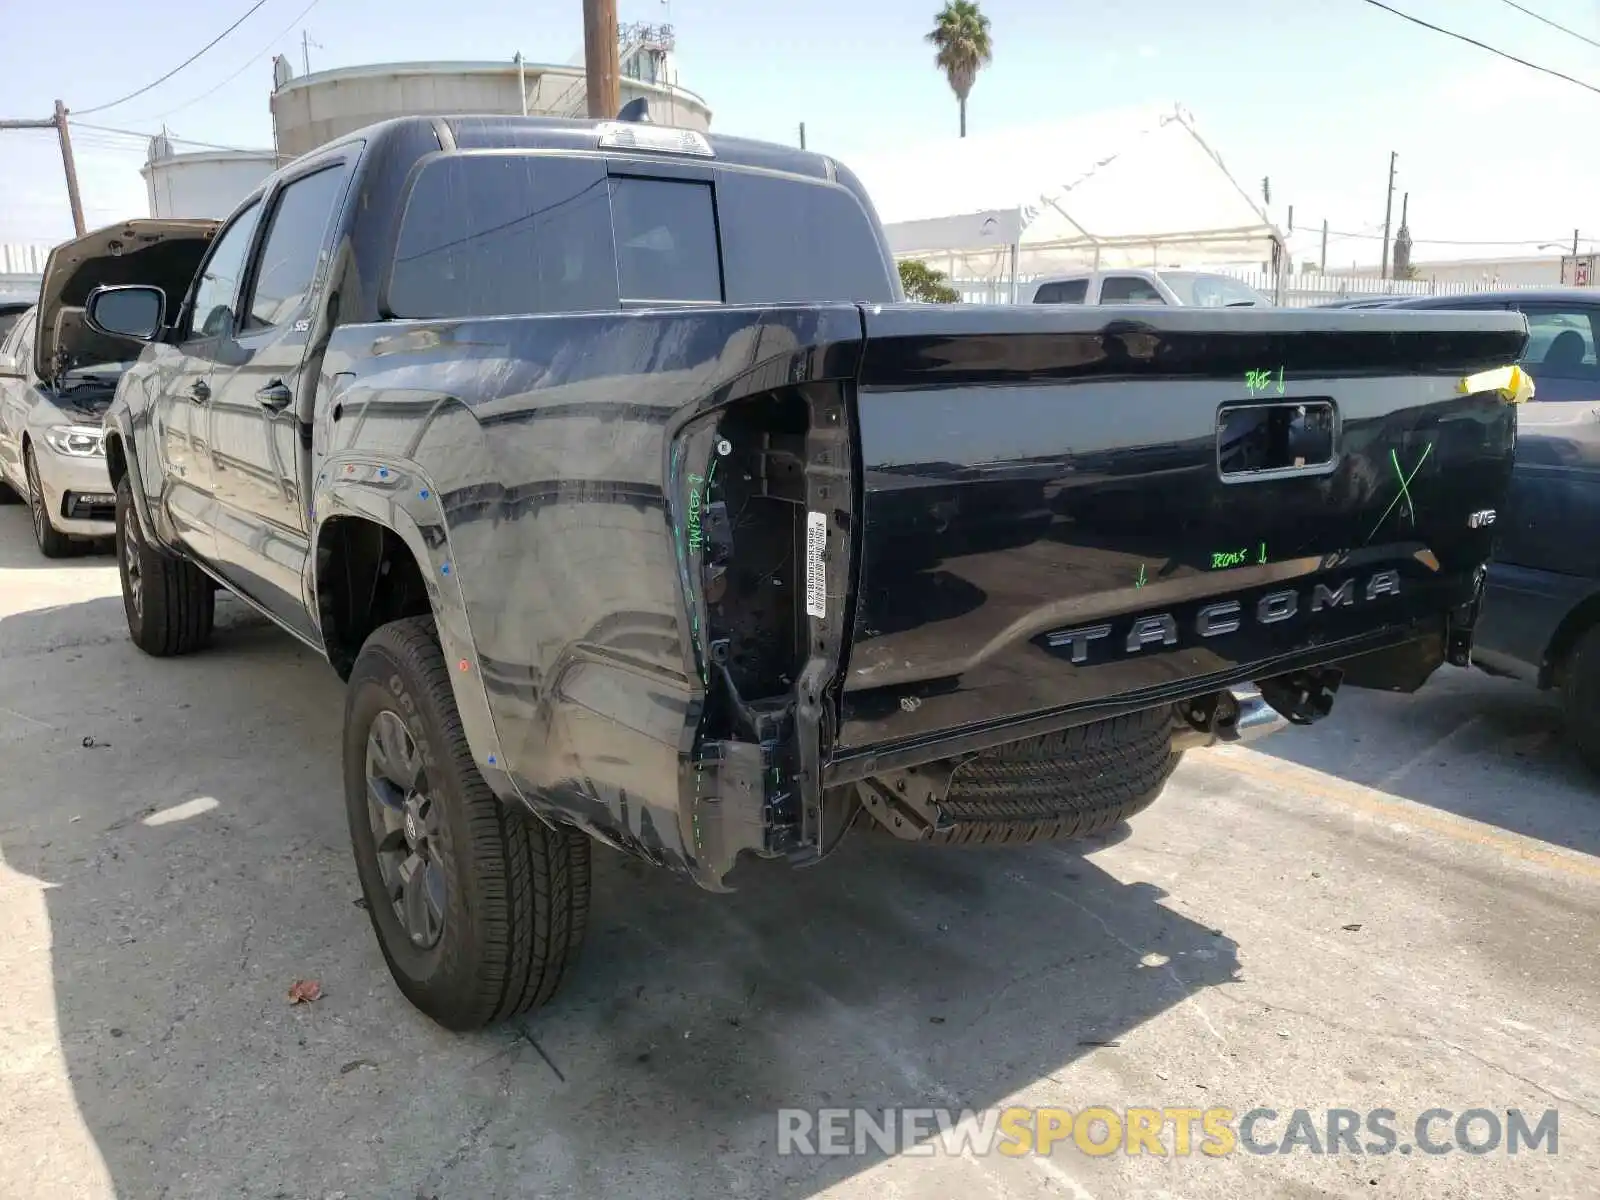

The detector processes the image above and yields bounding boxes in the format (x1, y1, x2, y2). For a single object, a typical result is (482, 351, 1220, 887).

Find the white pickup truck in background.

(1028, 267, 1268, 307)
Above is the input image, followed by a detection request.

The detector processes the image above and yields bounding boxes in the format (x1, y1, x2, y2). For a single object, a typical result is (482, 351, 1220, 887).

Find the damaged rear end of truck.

(292, 118, 1524, 898)
(406, 302, 1524, 890)
(100, 114, 1529, 1027)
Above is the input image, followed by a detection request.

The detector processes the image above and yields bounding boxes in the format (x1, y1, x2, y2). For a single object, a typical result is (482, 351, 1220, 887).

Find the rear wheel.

(24, 446, 73, 558)
(115, 475, 214, 655)
(0, 478, 20, 504)
(1561, 624, 1600, 777)
(345, 617, 591, 1030)
(921, 707, 1180, 846)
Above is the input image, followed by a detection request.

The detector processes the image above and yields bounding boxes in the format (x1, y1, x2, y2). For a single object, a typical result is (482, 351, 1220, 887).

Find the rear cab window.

(384, 149, 895, 320)
(1033, 279, 1088, 304)
(1099, 275, 1165, 304)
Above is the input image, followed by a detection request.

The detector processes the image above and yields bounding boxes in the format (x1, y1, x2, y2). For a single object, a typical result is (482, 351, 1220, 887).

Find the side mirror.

(85, 285, 165, 341)
(0, 354, 21, 380)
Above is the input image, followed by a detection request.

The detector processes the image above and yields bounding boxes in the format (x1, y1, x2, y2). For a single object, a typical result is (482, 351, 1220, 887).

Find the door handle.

(190, 380, 211, 403)
(255, 380, 293, 411)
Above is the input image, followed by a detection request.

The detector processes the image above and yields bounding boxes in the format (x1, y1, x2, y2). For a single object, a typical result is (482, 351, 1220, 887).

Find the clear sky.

(1, 0, 1597, 268)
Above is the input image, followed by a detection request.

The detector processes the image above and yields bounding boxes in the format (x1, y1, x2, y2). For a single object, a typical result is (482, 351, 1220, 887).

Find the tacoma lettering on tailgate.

(1044, 570, 1401, 663)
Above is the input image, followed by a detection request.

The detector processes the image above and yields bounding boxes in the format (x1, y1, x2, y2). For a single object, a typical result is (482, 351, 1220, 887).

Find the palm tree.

(926, 1, 993, 138)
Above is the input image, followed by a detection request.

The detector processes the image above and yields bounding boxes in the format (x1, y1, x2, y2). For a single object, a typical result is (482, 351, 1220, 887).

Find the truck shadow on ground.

(1253, 664, 1600, 859)
(0, 593, 1241, 1199)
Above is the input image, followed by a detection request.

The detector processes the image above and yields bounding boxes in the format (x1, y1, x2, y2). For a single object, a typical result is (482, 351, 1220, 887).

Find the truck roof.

(308, 113, 841, 184)
(1383, 287, 1600, 308)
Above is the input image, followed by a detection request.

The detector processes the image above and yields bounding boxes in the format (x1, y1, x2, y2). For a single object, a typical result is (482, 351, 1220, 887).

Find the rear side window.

(1099, 275, 1164, 304)
(717, 172, 896, 304)
(609, 176, 722, 303)
(1033, 280, 1088, 304)
(387, 154, 617, 319)
(244, 165, 350, 331)
(0, 309, 32, 359)
(1518, 307, 1600, 380)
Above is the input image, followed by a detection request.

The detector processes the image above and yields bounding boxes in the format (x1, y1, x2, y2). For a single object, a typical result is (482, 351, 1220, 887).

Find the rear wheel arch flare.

(315, 514, 435, 680)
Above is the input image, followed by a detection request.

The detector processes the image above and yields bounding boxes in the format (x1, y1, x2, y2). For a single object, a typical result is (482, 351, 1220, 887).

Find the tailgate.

(832, 303, 1526, 755)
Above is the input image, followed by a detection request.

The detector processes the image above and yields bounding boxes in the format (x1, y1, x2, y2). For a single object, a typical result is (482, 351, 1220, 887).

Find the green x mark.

(1366, 443, 1433, 542)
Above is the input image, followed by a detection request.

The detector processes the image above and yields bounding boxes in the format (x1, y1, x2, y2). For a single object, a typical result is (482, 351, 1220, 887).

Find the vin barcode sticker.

(805, 511, 827, 618)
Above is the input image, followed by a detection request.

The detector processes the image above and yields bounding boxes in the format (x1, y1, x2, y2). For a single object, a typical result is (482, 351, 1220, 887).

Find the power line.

(73, 121, 265, 154)
(1359, 0, 1600, 96)
(1496, 0, 1600, 51)
(1321, 225, 1587, 248)
(73, 0, 275, 116)
(138, 0, 324, 122)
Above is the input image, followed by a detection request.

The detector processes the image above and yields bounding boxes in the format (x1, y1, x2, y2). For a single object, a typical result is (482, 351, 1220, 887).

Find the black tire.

(1561, 624, 1600, 778)
(925, 707, 1180, 846)
(345, 617, 591, 1030)
(0, 478, 20, 504)
(24, 446, 74, 559)
(115, 474, 214, 655)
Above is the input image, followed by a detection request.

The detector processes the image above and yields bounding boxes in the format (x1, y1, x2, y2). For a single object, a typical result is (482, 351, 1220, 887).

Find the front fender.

(101, 409, 163, 547)
(310, 456, 522, 806)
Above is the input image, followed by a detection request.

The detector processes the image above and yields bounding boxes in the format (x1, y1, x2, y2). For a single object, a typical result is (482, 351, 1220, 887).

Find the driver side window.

(189, 201, 262, 339)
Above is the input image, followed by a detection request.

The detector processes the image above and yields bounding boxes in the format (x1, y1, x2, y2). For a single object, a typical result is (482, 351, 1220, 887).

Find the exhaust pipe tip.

(1223, 688, 1289, 745)
(1171, 688, 1289, 752)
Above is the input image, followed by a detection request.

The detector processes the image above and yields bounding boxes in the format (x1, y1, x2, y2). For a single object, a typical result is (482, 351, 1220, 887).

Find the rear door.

(205, 156, 353, 638)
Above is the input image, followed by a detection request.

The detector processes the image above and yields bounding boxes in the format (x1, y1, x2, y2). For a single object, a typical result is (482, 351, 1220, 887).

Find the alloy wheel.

(364, 710, 446, 949)
(24, 450, 45, 546)
(122, 501, 143, 620)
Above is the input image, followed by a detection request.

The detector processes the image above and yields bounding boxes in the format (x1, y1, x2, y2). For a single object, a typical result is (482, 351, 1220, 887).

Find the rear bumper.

(34, 445, 115, 537)
(822, 618, 1450, 786)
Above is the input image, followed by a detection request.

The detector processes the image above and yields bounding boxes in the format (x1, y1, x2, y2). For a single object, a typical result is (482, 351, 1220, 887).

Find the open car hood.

(34, 218, 218, 384)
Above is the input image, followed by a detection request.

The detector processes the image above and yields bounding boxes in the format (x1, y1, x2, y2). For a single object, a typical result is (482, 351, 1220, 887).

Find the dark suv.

(1385, 288, 1600, 771)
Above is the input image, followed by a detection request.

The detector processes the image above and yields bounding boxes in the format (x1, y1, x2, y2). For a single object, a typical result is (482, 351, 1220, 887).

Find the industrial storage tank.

(142, 136, 278, 219)
(270, 25, 711, 160)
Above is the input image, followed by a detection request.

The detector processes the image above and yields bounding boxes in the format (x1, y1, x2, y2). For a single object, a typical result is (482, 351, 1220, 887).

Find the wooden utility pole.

(583, 0, 620, 119)
(1380, 151, 1397, 280)
(0, 100, 85, 236)
(1320, 218, 1328, 272)
(798, 122, 806, 149)
(54, 101, 86, 236)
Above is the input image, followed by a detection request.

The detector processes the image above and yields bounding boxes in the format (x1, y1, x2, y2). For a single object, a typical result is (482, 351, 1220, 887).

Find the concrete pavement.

(0, 503, 1595, 1199)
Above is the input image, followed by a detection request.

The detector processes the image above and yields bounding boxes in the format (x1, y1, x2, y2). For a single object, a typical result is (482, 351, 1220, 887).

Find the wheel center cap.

(404, 811, 420, 843)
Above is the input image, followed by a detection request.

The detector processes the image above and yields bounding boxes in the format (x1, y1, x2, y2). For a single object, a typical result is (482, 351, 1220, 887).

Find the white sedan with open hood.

(0, 219, 216, 556)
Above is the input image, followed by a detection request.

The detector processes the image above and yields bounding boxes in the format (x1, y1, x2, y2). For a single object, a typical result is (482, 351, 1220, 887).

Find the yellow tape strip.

(1458, 363, 1536, 404)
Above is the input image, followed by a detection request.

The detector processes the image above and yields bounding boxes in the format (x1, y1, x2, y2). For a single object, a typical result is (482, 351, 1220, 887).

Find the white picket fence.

(947, 271, 1545, 308)
(1229, 271, 1542, 309)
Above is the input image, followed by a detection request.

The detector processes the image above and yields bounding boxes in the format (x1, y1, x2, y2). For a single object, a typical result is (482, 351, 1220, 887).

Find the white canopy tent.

(849, 104, 1287, 301)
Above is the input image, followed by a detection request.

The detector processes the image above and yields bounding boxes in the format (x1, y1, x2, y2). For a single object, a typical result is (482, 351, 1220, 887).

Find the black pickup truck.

(86, 114, 1526, 1030)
